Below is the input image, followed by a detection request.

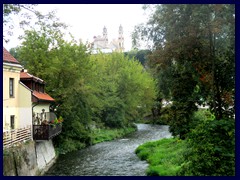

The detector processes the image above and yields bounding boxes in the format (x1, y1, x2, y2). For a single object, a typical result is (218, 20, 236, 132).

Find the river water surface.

(45, 124, 172, 176)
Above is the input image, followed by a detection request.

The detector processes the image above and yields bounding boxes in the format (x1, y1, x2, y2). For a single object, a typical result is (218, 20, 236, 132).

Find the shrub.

(178, 118, 235, 176)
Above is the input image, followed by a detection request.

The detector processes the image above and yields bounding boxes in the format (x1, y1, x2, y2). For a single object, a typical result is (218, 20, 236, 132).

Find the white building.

(90, 25, 125, 53)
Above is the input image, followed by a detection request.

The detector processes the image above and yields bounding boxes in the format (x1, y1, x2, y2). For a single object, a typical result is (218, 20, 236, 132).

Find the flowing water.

(45, 124, 172, 176)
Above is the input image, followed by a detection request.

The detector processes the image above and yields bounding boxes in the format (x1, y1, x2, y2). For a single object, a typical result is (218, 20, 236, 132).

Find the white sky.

(3, 4, 149, 52)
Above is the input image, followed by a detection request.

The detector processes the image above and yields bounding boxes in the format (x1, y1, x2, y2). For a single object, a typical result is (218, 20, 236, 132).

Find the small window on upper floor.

(9, 78, 14, 98)
(10, 115, 15, 129)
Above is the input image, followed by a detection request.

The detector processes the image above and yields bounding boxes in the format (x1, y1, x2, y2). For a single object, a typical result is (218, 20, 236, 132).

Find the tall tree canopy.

(11, 12, 156, 152)
(133, 4, 235, 138)
(133, 4, 235, 175)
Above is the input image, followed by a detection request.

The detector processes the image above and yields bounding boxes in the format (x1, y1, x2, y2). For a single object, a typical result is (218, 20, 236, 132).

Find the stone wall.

(3, 140, 56, 176)
(36, 140, 56, 174)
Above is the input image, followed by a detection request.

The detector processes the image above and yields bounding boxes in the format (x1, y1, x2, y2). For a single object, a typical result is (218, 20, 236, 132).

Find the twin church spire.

(101, 25, 124, 52)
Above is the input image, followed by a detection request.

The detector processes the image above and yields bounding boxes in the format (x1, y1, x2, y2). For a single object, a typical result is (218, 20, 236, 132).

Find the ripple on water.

(45, 124, 172, 176)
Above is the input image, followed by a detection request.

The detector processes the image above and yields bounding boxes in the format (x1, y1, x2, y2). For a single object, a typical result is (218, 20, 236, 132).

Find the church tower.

(118, 25, 124, 52)
(103, 26, 108, 47)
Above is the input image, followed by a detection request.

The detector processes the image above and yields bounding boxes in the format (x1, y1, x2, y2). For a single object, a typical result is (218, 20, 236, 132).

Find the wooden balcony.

(33, 124, 62, 141)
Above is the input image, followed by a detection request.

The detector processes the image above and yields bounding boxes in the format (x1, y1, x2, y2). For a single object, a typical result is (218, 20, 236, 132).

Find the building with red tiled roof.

(3, 48, 61, 143)
(3, 47, 20, 64)
(32, 91, 55, 102)
(20, 70, 54, 102)
(3, 46, 33, 139)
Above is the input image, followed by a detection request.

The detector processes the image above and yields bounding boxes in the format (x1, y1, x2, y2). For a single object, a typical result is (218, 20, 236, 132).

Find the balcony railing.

(3, 126, 32, 148)
(33, 124, 62, 141)
(33, 112, 57, 125)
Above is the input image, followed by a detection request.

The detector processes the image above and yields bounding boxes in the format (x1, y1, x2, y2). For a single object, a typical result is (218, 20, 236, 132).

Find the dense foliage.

(6, 4, 235, 174)
(135, 110, 235, 176)
(124, 49, 151, 67)
(133, 4, 235, 175)
(134, 4, 235, 138)
(178, 117, 235, 176)
(135, 138, 186, 176)
(10, 17, 156, 153)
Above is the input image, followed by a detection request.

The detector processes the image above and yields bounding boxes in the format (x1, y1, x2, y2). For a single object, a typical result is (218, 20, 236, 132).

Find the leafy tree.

(90, 52, 156, 128)
(133, 4, 235, 138)
(125, 49, 152, 66)
(3, 4, 37, 42)
(133, 4, 235, 175)
(3, 4, 68, 44)
(16, 21, 156, 153)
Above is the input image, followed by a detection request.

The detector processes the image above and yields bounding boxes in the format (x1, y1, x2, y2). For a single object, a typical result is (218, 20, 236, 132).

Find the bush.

(135, 138, 187, 176)
(157, 101, 198, 139)
(178, 118, 235, 176)
(101, 106, 126, 128)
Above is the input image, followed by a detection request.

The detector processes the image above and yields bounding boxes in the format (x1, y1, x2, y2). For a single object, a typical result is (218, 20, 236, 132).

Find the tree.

(3, 4, 38, 42)
(89, 52, 156, 128)
(3, 4, 68, 44)
(124, 49, 152, 67)
(133, 4, 235, 139)
(16, 22, 156, 153)
(133, 4, 235, 175)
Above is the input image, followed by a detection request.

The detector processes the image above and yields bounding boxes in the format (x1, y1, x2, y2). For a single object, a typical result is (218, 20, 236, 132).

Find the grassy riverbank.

(91, 126, 136, 144)
(135, 138, 186, 176)
(54, 125, 137, 155)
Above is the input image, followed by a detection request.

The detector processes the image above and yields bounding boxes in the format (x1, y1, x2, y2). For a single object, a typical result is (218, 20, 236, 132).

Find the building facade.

(20, 69, 55, 125)
(3, 48, 31, 130)
(90, 25, 125, 53)
(3, 48, 60, 144)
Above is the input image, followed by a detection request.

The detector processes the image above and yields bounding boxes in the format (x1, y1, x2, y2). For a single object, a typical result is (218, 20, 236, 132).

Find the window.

(10, 115, 15, 129)
(9, 78, 14, 97)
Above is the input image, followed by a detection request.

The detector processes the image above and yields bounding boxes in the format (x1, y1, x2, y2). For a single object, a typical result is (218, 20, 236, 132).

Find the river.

(45, 124, 172, 176)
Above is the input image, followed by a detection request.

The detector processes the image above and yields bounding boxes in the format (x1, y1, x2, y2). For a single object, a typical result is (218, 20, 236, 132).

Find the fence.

(3, 126, 32, 149)
(33, 112, 57, 125)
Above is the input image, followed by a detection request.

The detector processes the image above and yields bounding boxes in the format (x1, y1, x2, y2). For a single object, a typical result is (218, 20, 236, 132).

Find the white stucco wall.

(3, 107, 19, 130)
(18, 83, 32, 128)
(33, 103, 51, 114)
(3, 63, 22, 130)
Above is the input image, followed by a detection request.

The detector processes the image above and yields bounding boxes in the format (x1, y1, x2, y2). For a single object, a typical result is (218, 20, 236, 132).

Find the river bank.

(91, 126, 137, 144)
(135, 138, 186, 176)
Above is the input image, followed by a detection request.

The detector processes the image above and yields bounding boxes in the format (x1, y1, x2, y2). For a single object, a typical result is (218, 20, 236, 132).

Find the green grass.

(135, 138, 186, 176)
(91, 127, 136, 144)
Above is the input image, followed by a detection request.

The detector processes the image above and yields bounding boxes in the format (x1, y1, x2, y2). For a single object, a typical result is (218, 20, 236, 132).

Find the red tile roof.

(33, 90, 55, 102)
(3, 47, 20, 64)
(20, 72, 44, 83)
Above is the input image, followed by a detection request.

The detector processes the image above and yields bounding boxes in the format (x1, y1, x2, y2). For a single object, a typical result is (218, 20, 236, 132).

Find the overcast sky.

(3, 4, 149, 51)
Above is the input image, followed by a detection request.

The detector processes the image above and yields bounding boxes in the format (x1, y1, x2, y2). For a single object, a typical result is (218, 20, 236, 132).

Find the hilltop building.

(90, 25, 125, 53)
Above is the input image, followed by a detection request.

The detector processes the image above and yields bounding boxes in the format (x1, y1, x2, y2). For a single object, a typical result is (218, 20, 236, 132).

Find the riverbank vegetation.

(91, 126, 136, 144)
(135, 109, 235, 176)
(5, 4, 235, 175)
(8, 9, 156, 154)
(136, 138, 186, 176)
(133, 4, 235, 176)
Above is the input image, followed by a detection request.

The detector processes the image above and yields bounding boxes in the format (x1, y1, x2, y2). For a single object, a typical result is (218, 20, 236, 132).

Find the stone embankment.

(3, 140, 56, 176)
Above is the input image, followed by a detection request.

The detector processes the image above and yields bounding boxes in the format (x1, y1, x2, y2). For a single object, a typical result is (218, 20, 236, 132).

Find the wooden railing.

(3, 126, 32, 149)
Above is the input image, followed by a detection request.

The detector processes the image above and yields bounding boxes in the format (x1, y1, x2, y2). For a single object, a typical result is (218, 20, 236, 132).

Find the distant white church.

(89, 25, 124, 53)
